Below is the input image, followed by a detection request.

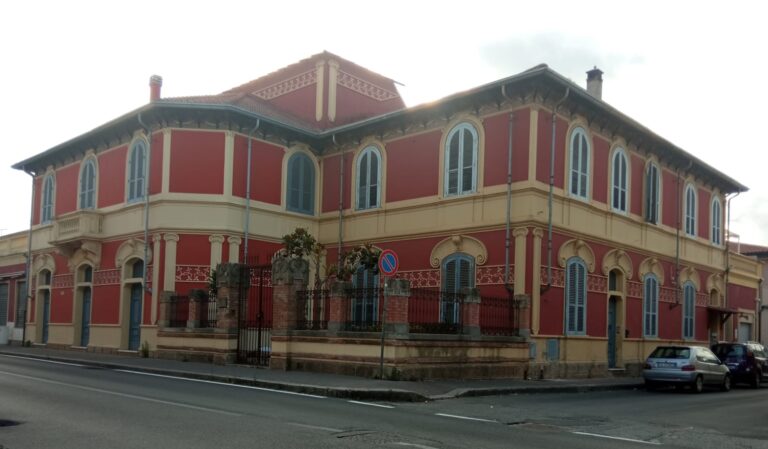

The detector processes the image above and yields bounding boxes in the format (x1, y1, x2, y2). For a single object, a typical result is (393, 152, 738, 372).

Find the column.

(327, 60, 339, 122)
(513, 227, 528, 296)
(151, 234, 162, 324)
(163, 233, 179, 292)
(227, 236, 241, 263)
(209, 234, 224, 269)
(532, 228, 543, 336)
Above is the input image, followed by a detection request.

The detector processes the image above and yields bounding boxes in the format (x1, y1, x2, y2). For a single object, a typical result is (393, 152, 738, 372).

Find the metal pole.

(379, 277, 389, 379)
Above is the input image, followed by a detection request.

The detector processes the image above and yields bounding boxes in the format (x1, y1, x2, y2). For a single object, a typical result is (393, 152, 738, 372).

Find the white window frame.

(711, 197, 722, 245)
(444, 123, 478, 197)
(41, 174, 55, 224)
(127, 140, 147, 203)
(568, 127, 590, 200)
(356, 146, 381, 210)
(611, 148, 628, 213)
(643, 274, 659, 337)
(684, 184, 697, 237)
(565, 257, 587, 335)
(682, 282, 695, 340)
(79, 158, 97, 210)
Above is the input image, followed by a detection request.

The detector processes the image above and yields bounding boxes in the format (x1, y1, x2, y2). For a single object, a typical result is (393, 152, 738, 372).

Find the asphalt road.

(1, 355, 767, 449)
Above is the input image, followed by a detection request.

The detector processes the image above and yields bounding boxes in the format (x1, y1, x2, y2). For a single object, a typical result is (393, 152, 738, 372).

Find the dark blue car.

(711, 342, 768, 388)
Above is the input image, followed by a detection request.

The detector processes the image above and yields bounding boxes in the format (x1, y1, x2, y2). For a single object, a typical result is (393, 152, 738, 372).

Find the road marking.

(435, 413, 497, 423)
(114, 369, 327, 399)
(288, 423, 344, 433)
(394, 443, 441, 449)
(348, 400, 395, 409)
(0, 369, 241, 417)
(0, 354, 85, 367)
(572, 431, 661, 445)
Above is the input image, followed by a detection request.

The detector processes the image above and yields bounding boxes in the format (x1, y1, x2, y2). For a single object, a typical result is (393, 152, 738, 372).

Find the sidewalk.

(0, 344, 644, 402)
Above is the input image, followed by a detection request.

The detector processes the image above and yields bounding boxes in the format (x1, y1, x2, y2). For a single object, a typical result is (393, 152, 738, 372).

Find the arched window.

(645, 163, 660, 224)
(131, 259, 144, 279)
(569, 127, 590, 200)
(442, 253, 474, 324)
(711, 197, 722, 245)
(127, 140, 147, 202)
(683, 282, 695, 340)
(41, 174, 55, 224)
(444, 123, 478, 197)
(356, 146, 381, 210)
(286, 153, 315, 215)
(565, 257, 587, 334)
(643, 274, 659, 337)
(611, 148, 628, 213)
(351, 265, 379, 327)
(79, 159, 97, 209)
(684, 184, 697, 237)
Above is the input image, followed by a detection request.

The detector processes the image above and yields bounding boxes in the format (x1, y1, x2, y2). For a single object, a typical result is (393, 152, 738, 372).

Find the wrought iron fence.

(480, 295, 517, 336)
(296, 289, 329, 330)
(408, 288, 463, 334)
(199, 294, 218, 328)
(168, 295, 189, 328)
(344, 287, 382, 332)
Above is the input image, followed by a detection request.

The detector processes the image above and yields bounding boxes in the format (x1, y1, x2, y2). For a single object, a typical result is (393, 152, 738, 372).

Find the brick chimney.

(149, 75, 163, 102)
(586, 67, 603, 99)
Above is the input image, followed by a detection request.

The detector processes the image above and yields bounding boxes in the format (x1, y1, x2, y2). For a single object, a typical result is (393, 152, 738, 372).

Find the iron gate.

(236, 264, 273, 366)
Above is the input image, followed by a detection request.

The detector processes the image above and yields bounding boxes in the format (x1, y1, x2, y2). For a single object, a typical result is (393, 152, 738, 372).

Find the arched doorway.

(607, 268, 626, 369)
(73, 264, 93, 347)
(36, 269, 52, 344)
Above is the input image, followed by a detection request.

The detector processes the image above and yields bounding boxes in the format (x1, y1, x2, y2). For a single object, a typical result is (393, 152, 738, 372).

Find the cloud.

(479, 33, 644, 84)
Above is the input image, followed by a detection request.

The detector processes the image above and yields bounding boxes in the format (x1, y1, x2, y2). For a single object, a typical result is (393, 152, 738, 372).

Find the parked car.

(643, 345, 731, 393)
(711, 342, 768, 388)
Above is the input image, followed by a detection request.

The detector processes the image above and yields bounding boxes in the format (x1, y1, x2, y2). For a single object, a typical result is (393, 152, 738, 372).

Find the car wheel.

(691, 375, 704, 393)
(721, 374, 732, 392)
(750, 371, 760, 389)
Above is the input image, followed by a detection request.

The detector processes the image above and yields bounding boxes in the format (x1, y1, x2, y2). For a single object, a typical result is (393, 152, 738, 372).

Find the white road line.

(348, 400, 395, 409)
(393, 442, 441, 449)
(0, 354, 85, 367)
(287, 423, 344, 433)
(0, 369, 241, 417)
(572, 431, 661, 446)
(114, 369, 327, 399)
(435, 413, 497, 423)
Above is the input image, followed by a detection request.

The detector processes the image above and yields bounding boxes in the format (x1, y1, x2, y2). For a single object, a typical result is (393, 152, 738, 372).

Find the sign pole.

(379, 277, 388, 379)
(376, 249, 399, 380)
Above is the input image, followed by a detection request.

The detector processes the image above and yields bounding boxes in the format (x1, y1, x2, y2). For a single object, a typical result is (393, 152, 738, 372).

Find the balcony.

(50, 211, 103, 246)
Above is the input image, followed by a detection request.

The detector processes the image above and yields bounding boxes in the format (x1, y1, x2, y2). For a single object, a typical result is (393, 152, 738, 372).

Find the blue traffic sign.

(378, 249, 399, 276)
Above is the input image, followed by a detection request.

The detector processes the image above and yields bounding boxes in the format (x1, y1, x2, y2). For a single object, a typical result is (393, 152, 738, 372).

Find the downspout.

(138, 113, 151, 295)
(543, 88, 570, 293)
(724, 190, 741, 334)
(501, 85, 514, 293)
(245, 120, 261, 263)
(334, 134, 343, 271)
(22, 171, 35, 345)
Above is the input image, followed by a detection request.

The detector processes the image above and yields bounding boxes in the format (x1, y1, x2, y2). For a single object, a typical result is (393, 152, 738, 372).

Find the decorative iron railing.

(296, 289, 329, 330)
(408, 288, 463, 334)
(480, 294, 517, 336)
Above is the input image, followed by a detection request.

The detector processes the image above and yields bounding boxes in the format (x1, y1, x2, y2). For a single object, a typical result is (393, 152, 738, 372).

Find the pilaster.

(227, 236, 241, 263)
(513, 227, 528, 295)
(209, 234, 225, 269)
(532, 228, 543, 335)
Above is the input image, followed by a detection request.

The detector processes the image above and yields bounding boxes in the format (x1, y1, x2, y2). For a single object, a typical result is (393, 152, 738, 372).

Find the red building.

(3, 52, 761, 378)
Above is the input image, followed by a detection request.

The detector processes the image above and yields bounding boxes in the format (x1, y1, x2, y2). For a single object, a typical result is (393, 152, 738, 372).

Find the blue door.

(607, 297, 617, 368)
(81, 287, 91, 347)
(128, 284, 142, 350)
(42, 290, 50, 344)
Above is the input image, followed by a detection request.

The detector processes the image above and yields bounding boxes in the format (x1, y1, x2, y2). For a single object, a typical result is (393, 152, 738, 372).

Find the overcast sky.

(1, 1, 766, 246)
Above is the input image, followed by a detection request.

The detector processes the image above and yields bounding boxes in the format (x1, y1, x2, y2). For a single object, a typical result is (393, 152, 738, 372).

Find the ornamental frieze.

(399, 269, 440, 288)
(176, 265, 211, 283)
(52, 274, 74, 289)
(337, 70, 399, 102)
(252, 70, 317, 100)
(94, 269, 120, 285)
(476, 265, 507, 286)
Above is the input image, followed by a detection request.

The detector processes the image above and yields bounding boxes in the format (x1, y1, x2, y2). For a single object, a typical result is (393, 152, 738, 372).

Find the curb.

(0, 350, 643, 402)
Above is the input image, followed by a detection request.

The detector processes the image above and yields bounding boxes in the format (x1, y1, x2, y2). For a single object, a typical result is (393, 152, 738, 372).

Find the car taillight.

(681, 365, 696, 371)
(644, 363, 652, 370)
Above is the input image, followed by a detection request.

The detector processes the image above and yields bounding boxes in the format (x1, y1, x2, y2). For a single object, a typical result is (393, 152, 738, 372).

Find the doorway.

(128, 283, 142, 350)
(608, 296, 617, 368)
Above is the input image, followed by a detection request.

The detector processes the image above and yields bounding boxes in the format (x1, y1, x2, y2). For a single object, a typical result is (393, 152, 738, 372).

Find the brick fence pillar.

(187, 289, 207, 329)
(515, 294, 531, 338)
(462, 287, 481, 336)
(385, 278, 410, 336)
(327, 280, 351, 333)
(215, 263, 249, 333)
(158, 291, 174, 328)
(271, 257, 309, 333)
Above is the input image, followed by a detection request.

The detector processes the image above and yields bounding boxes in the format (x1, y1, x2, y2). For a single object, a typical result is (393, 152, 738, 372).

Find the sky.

(1, 0, 766, 245)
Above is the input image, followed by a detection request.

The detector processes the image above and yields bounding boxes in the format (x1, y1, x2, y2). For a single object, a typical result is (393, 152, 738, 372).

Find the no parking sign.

(378, 249, 399, 277)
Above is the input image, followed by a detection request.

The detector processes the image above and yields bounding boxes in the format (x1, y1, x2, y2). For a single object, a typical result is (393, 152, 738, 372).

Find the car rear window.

(649, 347, 690, 359)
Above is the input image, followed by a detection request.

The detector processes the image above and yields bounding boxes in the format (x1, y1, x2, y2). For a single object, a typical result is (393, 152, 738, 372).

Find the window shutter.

(445, 259, 457, 294)
(461, 130, 474, 193)
(358, 152, 368, 209)
(369, 152, 378, 208)
(577, 263, 585, 332)
(566, 262, 576, 332)
(447, 134, 459, 195)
